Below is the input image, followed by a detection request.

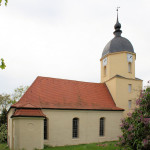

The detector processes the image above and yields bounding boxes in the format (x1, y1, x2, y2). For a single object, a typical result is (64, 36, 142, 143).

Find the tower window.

(128, 84, 132, 93)
(128, 100, 132, 109)
(104, 66, 107, 76)
(99, 117, 105, 136)
(128, 63, 132, 73)
(72, 118, 79, 138)
(44, 118, 48, 140)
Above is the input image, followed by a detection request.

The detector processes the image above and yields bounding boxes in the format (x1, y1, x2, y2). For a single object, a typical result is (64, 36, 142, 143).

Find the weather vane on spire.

(116, 7, 120, 12)
(116, 7, 120, 21)
(113, 6, 122, 37)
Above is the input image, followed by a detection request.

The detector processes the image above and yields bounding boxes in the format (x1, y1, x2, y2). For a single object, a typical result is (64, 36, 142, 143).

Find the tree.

(11, 85, 29, 104)
(0, 86, 28, 111)
(0, 94, 11, 110)
(118, 88, 150, 150)
(0, 124, 7, 143)
(0, 58, 6, 70)
(0, 0, 8, 6)
(0, 108, 7, 127)
(0, 109, 7, 143)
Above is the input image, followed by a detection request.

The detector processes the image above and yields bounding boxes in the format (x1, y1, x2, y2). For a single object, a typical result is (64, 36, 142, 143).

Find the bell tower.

(100, 9, 142, 116)
(101, 8, 135, 83)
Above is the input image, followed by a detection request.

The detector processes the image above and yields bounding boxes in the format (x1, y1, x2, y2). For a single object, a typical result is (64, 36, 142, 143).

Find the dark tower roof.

(102, 9, 134, 58)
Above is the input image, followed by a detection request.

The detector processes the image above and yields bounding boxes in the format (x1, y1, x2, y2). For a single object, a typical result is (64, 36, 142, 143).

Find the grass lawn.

(44, 141, 121, 150)
(0, 141, 121, 150)
(0, 143, 9, 150)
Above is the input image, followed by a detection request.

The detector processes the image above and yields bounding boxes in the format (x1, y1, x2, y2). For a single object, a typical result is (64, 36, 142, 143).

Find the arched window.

(100, 117, 105, 136)
(44, 118, 48, 140)
(72, 118, 79, 138)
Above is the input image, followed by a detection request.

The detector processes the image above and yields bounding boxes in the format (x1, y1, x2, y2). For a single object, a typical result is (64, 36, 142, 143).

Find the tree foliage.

(118, 88, 150, 150)
(0, 0, 8, 6)
(0, 58, 6, 70)
(11, 85, 29, 104)
(0, 86, 28, 111)
(0, 109, 7, 143)
(0, 124, 7, 143)
(0, 94, 11, 110)
(0, 108, 7, 127)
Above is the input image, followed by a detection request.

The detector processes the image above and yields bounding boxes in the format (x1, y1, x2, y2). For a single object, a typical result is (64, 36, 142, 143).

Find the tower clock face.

(127, 54, 133, 62)
(103, 57, 107, 66)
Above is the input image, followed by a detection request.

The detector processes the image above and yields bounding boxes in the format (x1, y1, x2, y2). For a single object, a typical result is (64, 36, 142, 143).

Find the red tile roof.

(12, 76, 123, 111)
(12, 109, 46, 117)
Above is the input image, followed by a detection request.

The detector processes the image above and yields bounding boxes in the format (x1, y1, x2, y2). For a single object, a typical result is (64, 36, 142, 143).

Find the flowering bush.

(118, 88, 150, 150)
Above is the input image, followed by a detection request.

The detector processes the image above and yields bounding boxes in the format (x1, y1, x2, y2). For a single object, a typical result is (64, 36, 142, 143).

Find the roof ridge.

(37, 76, 102, 84)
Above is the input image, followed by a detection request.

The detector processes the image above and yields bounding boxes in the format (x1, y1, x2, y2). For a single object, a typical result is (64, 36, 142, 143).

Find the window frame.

(99, 117, 105, 137)
(72, 118, 79, 139)
(44, 118, 48, 140)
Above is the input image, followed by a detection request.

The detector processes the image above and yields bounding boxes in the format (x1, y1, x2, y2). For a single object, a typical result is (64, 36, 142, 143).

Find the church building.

(7, 14, 142, 150)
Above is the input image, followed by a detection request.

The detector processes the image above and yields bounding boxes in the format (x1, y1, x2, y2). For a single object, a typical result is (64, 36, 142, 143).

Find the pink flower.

(118, 135, 123, 139)
(143, 118, 150, 125)
(136, 99, 141, 105)
(127, 112, 132, 117)
(138, 110, 142, 114)
(128, 134, 132, 140)
(121, 118, 125, 122)
(120, 124, 124, 127)
(128, 125, 134, 132)
(142, 139, 149, 147)
(140, 115, 144, 121)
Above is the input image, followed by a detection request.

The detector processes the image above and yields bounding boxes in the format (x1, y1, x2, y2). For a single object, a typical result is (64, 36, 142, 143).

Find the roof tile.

(12, 109, 46, 117)
(12, 76, 123, 111)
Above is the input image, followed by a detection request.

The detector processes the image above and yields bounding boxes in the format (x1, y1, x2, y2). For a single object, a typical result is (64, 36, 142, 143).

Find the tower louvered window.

(128, 100, 132, 109)
(128, 62, 132, 73)
(104, 66, 107, 76)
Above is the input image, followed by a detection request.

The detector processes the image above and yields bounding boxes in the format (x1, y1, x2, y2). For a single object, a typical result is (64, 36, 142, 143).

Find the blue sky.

(0, 0, 150, 94)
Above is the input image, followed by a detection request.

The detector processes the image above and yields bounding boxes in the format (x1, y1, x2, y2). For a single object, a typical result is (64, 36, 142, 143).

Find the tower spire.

(113, 7, 122, 37)
(116, 7, 119, 23)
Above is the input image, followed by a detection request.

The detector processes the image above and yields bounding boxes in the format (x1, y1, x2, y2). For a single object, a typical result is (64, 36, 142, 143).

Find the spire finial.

(116, 7, 120, 22)
(113, 7, 122, 37)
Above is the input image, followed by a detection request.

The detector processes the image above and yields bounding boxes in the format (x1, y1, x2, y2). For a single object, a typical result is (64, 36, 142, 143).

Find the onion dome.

(102, 9, 134, 58)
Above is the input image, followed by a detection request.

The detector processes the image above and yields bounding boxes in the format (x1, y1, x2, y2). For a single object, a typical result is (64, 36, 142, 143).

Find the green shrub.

(0, 108, 7, 127)
(118, 89, 150, 150)
(0, 124, 7, 143)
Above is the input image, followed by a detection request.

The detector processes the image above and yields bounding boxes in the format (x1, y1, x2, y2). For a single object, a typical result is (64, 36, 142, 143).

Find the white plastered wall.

(43, 109, 123, 147)
(7, 109, 44, 150)
(14, 117, 44, 150)
(7, 108, 15, 149)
